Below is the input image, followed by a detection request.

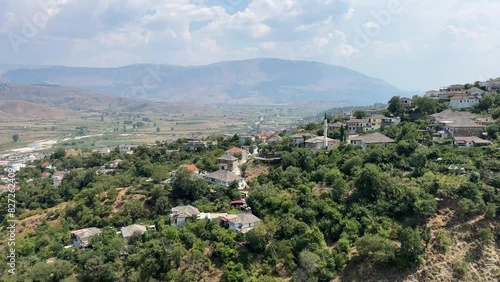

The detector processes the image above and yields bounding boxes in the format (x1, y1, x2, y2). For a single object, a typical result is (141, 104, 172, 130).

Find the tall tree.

(388, 96, 405, 117)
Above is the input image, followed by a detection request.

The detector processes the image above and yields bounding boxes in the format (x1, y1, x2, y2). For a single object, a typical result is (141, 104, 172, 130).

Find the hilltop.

(1, 58, 401, 105)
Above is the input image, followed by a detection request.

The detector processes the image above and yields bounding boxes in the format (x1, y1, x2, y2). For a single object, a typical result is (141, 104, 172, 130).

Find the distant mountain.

(1, 58, 401, 105)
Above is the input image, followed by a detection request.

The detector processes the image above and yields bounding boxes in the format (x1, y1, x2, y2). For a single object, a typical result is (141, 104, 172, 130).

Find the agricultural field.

(0, 102, 334, 155)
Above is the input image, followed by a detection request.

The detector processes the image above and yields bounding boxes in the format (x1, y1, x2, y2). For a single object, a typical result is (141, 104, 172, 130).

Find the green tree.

(294, 250, 321, 282)
(396, 227, 424, 268)
(171, 169, 210, 203)
(413, 96, 438, 116)
(491, 107, 500, 120)
(388, 96, 405, 116)
(353, 110, 367, 119)
(12, 134, 19, 142)
(52, 147, 66, 159)
(222, 262, 248, 282)
(355, 234, 398, 263)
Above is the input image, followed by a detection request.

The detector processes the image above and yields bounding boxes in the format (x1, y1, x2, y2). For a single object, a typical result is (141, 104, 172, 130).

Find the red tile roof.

(231, 199, 245, 205)
(41, 172, 51, 177)
(41, 162, 51, 167)
(184, 164, 199, 171)
(226, 147, 245, 153)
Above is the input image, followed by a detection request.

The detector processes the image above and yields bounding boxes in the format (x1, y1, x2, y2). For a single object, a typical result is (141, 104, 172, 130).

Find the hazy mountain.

(1, 58, 401, 105)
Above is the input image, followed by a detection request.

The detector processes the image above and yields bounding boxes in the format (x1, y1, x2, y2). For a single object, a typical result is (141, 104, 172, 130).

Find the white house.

(304, 137, 339, 151)
(223, 213, 261, 234)
(203, 170, 247, 190)
(71, 227, 103, 248)
(289, 133, 316, 146)
(449, 96, 479, 109)
(170, 205, 200, 227)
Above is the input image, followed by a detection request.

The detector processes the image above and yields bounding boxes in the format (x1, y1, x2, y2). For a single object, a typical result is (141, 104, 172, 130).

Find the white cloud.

(1, 0, 500, 91)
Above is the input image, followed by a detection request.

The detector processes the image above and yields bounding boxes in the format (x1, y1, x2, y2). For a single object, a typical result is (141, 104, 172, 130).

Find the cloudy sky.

(0, 0, 499, 91)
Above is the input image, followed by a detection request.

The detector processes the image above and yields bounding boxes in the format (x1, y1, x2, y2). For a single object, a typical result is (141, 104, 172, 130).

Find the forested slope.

(0, 123, 498, 281)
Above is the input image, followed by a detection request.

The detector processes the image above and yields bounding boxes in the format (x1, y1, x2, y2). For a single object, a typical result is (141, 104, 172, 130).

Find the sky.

(0, 0, 499, 91)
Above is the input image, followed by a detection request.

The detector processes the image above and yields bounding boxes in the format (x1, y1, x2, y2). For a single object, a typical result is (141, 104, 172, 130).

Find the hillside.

(0, 100, 76, 121)
(1, 58, 402, 105)
(0, 83, 206, 113)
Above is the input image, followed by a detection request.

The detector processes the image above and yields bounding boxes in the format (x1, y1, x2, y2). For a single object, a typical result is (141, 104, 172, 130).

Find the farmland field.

(0, 102, 335, 155)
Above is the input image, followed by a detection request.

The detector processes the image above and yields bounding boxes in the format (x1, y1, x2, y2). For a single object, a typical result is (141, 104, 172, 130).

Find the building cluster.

(169, 204, 261, 234)
(429, 110, 491, 146)
(329, 111, 401, 135)
(425, 81, 499, 109)
(70, 223, 156, 249)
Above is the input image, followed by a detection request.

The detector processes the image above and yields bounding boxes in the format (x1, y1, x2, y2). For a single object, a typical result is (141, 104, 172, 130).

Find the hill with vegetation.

(1, 58, 401, 105)
(0, 83, 207, 115)
(0, 93, 499, 281)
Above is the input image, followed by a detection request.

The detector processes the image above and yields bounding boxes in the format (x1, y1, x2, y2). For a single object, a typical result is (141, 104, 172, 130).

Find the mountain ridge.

(1, 58, 401, 105)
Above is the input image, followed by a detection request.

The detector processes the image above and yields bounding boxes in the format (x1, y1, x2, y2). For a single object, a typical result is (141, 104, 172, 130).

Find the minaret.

(323, 113, 328, 149)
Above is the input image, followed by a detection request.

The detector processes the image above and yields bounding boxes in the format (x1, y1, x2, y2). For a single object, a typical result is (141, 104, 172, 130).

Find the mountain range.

(1, 58, 401, 105)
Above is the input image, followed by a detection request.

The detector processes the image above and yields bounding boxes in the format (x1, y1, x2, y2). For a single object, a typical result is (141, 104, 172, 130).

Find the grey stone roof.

(71, 227, 102, 239)
(121, 224, 147, 238)
(267, 135, 283, 142)
(305, 137, 339, 144)
(171, 205, 200, 217)
(466, 87, 485, 93)
(347, 119, 370, 124)
(204, 170, 243, 183)
(430, 110, 475, 120)
(228, 213, 261, 225)
(217, 154, 239, 161)
(351, 132, 395, 144)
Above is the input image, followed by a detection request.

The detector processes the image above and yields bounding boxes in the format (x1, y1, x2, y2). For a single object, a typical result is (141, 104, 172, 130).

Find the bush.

(434, 230, 452, 252)
(452, 260, 469, 279)
(478, 228, 494, 246)
(355, 234, 398, 263)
